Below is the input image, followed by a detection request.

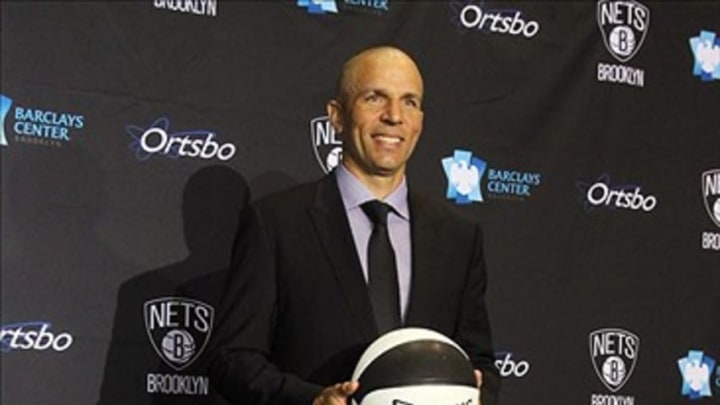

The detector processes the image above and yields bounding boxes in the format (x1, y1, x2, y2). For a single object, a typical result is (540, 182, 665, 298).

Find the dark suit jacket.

(209, 174, 499, 405)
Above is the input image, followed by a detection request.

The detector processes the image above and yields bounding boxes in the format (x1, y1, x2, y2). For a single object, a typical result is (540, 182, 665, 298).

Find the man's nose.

(381, 100, 403, 125)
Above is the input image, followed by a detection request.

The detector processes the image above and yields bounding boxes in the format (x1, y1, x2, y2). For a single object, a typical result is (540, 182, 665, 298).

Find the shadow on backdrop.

(98, 165, 250, 405)
(248, 170, 299, 201)
(2, 143, 140, 405)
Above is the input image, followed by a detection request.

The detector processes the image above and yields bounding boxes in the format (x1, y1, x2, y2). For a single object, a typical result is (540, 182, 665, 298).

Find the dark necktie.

(361, 200, 401, 334)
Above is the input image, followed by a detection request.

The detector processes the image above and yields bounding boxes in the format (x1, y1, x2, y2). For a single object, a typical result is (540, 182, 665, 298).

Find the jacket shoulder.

(411, 191, 481, 228)
(256, 181, 317, 207)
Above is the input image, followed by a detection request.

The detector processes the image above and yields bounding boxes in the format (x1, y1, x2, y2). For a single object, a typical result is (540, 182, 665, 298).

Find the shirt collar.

(335, 164, 409, 220)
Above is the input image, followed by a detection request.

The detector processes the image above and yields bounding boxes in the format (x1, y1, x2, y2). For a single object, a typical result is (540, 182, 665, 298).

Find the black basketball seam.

(353, 339, 476, 401)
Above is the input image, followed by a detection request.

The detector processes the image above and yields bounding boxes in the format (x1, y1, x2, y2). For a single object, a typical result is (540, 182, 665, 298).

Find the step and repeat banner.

(1, 1, 718, 404)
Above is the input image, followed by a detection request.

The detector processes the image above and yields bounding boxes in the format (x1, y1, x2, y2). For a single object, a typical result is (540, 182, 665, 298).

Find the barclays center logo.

(127, 117, 236, 162)
(690, 30, 720, 82)
(678, 350, 717, 399)
(442, 149, 541, 205)
(0, 95, 11, 147)
(297, 0, 338, 14)
(297, 0, 389, 15)
(0, 93, 85, 148)
(442, 149, 485, 204)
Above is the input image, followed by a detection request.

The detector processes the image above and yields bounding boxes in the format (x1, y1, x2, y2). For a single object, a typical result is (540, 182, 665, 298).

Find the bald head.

(326, 45, 425, 192)
(335, 46, 424, 104)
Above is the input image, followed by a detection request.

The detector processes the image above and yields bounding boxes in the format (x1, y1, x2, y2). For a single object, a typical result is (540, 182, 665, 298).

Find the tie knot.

(361, 200, 392, 226)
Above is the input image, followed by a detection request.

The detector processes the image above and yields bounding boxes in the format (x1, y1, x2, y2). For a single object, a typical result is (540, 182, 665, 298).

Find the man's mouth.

(372, 134, 403, 144)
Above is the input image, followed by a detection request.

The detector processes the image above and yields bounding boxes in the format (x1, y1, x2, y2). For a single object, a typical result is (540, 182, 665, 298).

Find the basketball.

(161, 329, 196, 364)
(601, 356, 626, 386)
(351, 328, 479, 405)
(326, 146, 343, 172)
(609, 26, 636, 57)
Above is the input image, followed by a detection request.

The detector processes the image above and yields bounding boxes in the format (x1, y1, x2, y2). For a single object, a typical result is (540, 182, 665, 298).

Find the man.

(209, 46, 499, 405)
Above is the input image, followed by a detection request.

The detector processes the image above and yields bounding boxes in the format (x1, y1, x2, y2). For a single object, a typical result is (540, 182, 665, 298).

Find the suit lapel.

(307, 174, 378, 340)
(405, 192, 445, 325)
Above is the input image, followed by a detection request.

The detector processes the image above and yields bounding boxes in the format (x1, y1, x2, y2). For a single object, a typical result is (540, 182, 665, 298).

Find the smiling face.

(327, 47, 424, 183)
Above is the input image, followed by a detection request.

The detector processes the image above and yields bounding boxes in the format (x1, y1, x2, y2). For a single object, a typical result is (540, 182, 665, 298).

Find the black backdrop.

(1, 1, 719, 404)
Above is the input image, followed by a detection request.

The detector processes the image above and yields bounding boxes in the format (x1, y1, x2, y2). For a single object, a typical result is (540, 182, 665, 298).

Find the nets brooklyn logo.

(701, 169, 720, 251)
(596, 0, 649, 87)
(144, 297, 214, 371)
(597, 0, 649, 63)
(589, 328, 639, 393)
(310, 115, 342, 173)
(703, 169, 720, 228)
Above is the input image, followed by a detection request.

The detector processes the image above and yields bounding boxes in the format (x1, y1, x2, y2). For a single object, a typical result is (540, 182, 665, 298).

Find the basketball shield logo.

(310, 115, 343, 174)
(597, 0, 650, 63)
(144, 297, 214, 371)
(589, 328, 639, 392)
(702, 169, 720, 228)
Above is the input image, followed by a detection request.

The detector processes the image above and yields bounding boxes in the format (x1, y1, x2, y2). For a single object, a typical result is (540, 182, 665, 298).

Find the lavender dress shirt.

(335, 165, 412, 321)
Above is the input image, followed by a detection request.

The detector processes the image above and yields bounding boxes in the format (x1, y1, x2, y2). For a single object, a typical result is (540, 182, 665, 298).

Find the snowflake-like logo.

(442, 149, 486, 204)
(678, 350, 716, 399)
(690, 30, 720, 81)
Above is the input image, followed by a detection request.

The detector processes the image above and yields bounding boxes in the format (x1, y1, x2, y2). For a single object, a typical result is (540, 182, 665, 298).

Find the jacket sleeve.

(455, 223, 500, 405)
(208, 204, 324, 405)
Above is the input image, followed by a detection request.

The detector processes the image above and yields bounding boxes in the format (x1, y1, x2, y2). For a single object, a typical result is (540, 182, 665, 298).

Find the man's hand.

(474, 369, 483, 405)
(312, 371, 480, 405)
(312, 381, 359, 405)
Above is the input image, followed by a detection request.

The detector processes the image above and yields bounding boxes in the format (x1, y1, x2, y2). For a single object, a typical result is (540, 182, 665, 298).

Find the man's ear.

(326, 99, 344, 135)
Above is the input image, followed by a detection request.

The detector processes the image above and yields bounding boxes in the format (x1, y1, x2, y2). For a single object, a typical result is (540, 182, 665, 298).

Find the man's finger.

(313, 381, 360, 405)
(474, 369, 483, 388)
(339, 381, 359, 396)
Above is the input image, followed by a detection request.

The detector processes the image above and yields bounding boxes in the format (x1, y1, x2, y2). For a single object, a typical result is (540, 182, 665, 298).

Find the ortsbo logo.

(495, 351, 530, 378)
(144, 297, 214, 371)
(703, 169, 720, 228)
(127, 117, 237, 162)
(597, 0, 650, 63)
(577, 173, 657, 213)
(451, 1, 541, 39)
(589, 328, 639, 392)
(0, 321, 74, 352)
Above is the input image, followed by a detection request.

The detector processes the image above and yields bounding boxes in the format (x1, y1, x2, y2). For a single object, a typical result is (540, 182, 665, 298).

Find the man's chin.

(370, 164, 405, 178)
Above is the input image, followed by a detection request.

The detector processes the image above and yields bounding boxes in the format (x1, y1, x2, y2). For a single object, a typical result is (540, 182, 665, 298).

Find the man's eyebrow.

(402, 92, 423, 104)
(359, 88, 387, 95)
(359, 88, 422, 100)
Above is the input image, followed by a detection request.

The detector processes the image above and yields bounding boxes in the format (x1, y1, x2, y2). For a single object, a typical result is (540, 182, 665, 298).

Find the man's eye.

(405, 98, 420, 108)
(366, 94, 381, 103)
